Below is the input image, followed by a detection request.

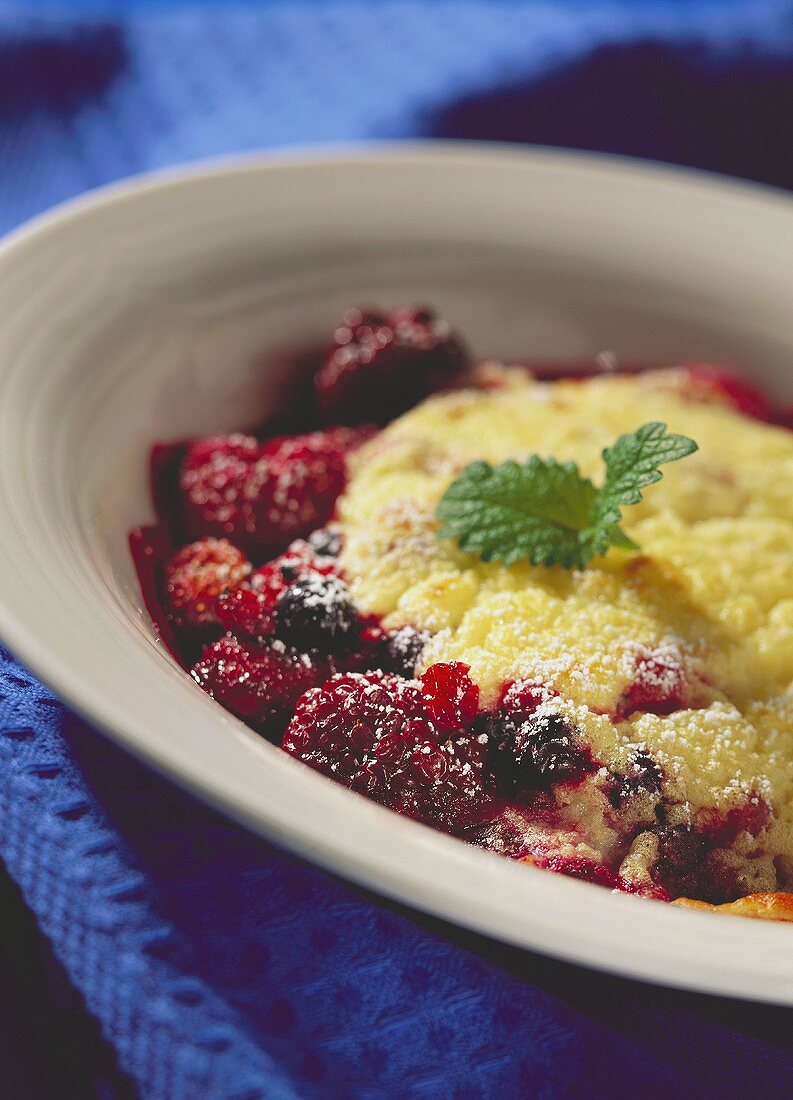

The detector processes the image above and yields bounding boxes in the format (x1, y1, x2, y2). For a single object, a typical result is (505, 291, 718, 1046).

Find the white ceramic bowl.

(1, 143, 793, 1004)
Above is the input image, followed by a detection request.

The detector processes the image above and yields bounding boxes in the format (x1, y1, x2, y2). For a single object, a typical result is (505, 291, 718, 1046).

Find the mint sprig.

(435, 421, 698, 569)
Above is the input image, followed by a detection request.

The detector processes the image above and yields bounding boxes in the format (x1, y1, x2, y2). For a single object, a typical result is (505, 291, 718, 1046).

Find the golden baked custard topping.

(339, 369, 793, 894)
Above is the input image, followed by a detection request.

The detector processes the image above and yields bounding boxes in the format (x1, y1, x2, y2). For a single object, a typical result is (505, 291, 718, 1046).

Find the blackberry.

(486, 710, 590, 794)
(652, 824, 710, 899)
(277, 560, 301, 583)
(385, 626, 430, 676)
(307, 527, 343, 559)
(607, 748, 663, 807)
(274, 573, 358, 650)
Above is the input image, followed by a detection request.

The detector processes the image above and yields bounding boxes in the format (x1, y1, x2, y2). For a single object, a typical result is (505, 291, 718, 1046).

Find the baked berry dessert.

(131, 305, 793, 921)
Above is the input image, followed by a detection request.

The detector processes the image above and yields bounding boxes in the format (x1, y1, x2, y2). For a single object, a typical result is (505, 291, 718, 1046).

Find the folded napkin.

(1, 3, 793, 1096)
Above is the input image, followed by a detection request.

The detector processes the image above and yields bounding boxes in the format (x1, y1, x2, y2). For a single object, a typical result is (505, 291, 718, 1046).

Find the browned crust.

(673, 892, 793, 922)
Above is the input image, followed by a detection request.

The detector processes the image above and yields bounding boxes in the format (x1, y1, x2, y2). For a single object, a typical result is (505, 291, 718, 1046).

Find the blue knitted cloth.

(2, 3, 793, 1097)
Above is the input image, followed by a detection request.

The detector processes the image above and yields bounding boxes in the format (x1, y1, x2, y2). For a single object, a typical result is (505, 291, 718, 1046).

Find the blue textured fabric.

(2, 3, 793, 1097)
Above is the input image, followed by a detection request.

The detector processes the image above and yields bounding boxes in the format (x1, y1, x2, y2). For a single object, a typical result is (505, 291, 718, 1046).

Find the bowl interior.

(3, 145, 793, 1004)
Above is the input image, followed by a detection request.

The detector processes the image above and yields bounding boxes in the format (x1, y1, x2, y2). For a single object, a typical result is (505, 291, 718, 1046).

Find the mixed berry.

(192, 635, 331, 732)
(180, 426, 374, 556)
(282, 669, 492, 831)
(129, 305, 785, 907)
(315, 306, 471, 424)
(165, 537, 251, 627)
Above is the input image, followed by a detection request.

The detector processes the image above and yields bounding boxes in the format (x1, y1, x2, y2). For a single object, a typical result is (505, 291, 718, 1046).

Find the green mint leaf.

(436, 421, 697, 569)
(436, 457, 598, 569)
(602, 420, 699, 505)
(604, 524, 640, 552)
(591, 421, 699, 529)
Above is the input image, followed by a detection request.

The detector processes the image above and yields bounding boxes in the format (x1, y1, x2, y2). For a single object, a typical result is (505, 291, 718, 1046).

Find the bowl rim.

(3, 141, 793, 1005)
(6, 136, 793, 259)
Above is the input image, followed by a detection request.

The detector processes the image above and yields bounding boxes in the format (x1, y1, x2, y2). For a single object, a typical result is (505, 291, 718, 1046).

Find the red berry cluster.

(282, 665, 491, 831)
(165, 525, 428, 736)
(165, 529, 360, 729)
(191, 635, 331, 731)
(215, 537, 342, 642)
(164, 537, 251, 627)
(179, 426, 372, 556)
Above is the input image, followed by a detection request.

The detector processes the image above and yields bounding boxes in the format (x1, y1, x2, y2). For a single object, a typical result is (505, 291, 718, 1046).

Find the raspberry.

(180, 433, 258, 545)
(257, 432, 371, 553)
(499, 678, 555, 716)
(215, 586, 276, 641)
(315, 306, 470, 424)
(681, 365, 771, 421)
(282, 671, 490, 830)
(180, 428, 372, 556)
(191, 636, 328, 730)
(419, 662, 479, 731)
(618, 645, 689, 718)
(274, 573, 358, 650)
(165, 538, 251, 626)
(181, 432, 261, 474)
(384, 626, 430, 677)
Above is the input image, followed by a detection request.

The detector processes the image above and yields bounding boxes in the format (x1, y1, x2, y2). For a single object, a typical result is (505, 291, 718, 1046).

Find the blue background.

(1, 2, 793, 1097)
